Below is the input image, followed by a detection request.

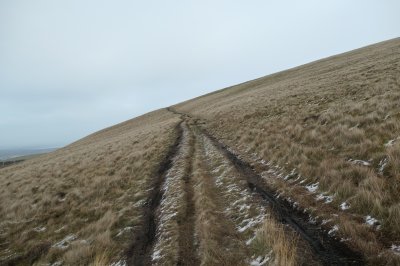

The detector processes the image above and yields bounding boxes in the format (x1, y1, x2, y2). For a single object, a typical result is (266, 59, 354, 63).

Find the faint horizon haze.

(1, 0, 399, 149)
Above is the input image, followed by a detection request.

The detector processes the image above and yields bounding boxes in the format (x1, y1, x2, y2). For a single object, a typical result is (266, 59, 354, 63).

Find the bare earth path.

(128, 109, 365, 265)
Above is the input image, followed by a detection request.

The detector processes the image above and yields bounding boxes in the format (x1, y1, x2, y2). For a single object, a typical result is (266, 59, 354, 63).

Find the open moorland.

(0, 38, 399, 265)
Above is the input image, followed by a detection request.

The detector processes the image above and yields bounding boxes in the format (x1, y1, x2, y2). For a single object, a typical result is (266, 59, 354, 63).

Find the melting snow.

(110, 260, 127, 266)
(365, 215, 380, 227)
(284, 169, 297, 180)
(348, 159, 371, 166)
(385, 138, 398, 147)
(53, 234, 77, 249)
(391, 245, 400, 255)
(116, 227, 134, 237)
(328, 225, 339, 236)
(378, 157, 389, 174)
(249, 254, 271, 266)
(246, 235, 256, 246)
(306, 182, 319, 193)
(152, 250, 161, 261)
(54, 226, 66, 233)
(322, 219, 333, 225)
(308, 215, 317, 225)
(33, 226, 46, 233)
(238, 215, 265, 233)
(316, 194, 333, 204)
(340, 202, 350, 210)
(204, 136, 266, 236)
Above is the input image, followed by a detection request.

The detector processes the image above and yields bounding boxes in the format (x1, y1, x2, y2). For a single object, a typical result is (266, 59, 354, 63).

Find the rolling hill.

(0, 38, 399, 265)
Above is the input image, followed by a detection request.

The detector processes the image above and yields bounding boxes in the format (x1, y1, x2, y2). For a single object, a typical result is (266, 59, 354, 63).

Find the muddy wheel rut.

(177, 126, 198, 266)
(204, 130, 364, 265)
(167, 108, 364, 266)
(128, 109, 365, 265)
(126, 122, 184, 266)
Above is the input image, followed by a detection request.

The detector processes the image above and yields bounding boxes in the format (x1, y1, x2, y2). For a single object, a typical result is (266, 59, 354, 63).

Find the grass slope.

(0, 38, 399, 265)
(175, 38, 400, 264)
(0, 109, 180, 265)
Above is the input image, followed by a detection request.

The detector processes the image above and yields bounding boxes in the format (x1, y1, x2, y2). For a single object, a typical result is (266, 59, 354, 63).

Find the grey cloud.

(1, 0, 399, 148)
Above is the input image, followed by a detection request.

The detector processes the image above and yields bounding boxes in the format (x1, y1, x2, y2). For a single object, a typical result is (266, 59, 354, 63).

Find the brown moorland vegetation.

(0, 110, 181, 265)
(0, 38, 399, 265)
(175, 38, 400, 264)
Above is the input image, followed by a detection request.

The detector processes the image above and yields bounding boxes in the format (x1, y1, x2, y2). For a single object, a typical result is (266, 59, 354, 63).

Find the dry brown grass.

(0, 109, 181, 264)
(1, 38, 399, 265)
(191, 130, 245, 266)
(175, 38, 400, 263)
(252, 218, 299, 266)
(192, 128, 305, 265)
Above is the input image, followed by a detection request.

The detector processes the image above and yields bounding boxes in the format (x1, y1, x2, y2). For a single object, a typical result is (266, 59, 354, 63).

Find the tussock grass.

(2, 38, 400, 265)
(176, 38, 400, 263)
(252, 218, 298, 266)
(0, 109, 181, 264)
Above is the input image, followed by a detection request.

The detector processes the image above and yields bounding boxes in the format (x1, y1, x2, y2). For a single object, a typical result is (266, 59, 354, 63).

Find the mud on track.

(169, 108, 364, 266)
(126, 122, 183, 266)
(202, 129, 364, 265)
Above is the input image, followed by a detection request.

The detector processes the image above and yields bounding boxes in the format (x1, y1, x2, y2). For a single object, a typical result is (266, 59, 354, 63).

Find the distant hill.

(0, 148, 57, 161)
(0, 38, 399, 265)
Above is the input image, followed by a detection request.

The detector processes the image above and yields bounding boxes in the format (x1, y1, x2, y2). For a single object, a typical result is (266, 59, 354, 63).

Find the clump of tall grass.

(252, 218, 298, 266)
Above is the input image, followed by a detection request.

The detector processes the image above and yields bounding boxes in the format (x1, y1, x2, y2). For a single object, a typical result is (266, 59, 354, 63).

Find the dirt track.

(127, 109, 364, 265)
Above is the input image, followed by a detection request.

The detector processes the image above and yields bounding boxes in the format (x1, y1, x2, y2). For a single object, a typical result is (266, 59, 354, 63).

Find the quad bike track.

(127, 108, 364, 266)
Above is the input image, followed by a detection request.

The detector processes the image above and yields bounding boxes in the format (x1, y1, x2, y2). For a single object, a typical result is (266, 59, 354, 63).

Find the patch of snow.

(53, 234, 77, 249)
(348, 159, 371, 166)
(133, 199, 146, 208)
(308, 215, 317, 225)
(152, 250, 161, 261)
(365, 215, 380, 227)
(378, 157, 389, 174)
(316, 194, 333, 204)
(110, 260, 127, 266)
(340, 202, 350, 210)
(238, 214, 265, 233)
(306, 182, 319, 193)
(50, 261, 63, 266)
(284, 169, 297, 180)
(328, 225, 339, 236)
(266, 169, 275, 174)
(34, 226, 46, 233)
(116, 227, 134, 237)
(239, 204, 251, 212)
(54, 226, 66, 233)
(249, 254, 271, 266)
(385, 139, 397, 147)
(246, 235, 256, 246)
(322, 219, 333, 225)
(391, 245, 400, 255)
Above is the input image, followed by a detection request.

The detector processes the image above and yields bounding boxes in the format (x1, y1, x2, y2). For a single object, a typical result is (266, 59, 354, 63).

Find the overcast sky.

(1, 0, 399, 149)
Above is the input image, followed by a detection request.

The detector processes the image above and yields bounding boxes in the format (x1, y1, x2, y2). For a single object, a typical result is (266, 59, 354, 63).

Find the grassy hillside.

(0, 110, 180, 265)
(0, 38, 399, 265)
(175, 38, 400, 264)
